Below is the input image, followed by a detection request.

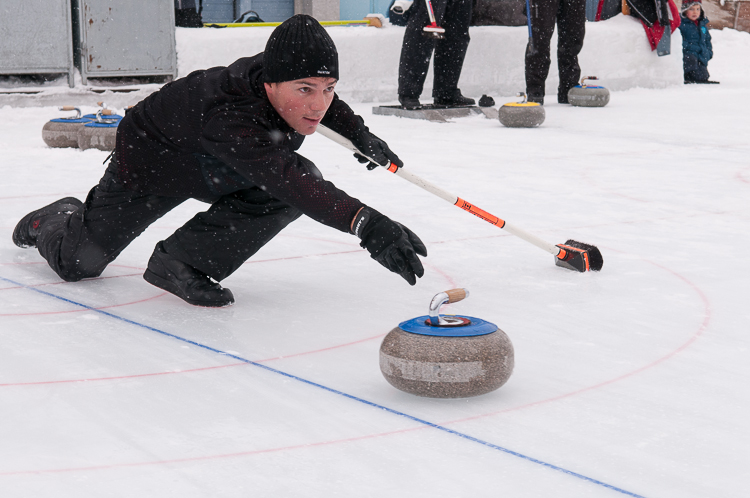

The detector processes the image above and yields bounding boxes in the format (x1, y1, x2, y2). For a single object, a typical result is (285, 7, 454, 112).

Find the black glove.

(351, 207, 427, 285)
(350, 118, 403, 171)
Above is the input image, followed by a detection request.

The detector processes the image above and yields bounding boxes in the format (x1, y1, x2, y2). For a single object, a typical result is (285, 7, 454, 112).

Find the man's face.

(685, 4, 701, 21)
(264, 77, 337, 135)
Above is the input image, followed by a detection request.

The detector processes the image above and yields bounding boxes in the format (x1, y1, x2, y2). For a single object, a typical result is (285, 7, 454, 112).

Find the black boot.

(399, 95, 422, 110)
(12, 197, 82, 248)
(527, 94, 544, 105)
(143, 242, 235, 307)
(433, 90, 475, 107)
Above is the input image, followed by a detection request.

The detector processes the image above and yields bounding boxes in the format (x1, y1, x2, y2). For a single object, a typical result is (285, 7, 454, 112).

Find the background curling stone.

(498, 92, 545, 128)
(568, 76, 610, 107)
(83, 101, 113, 120)
(42, 107, 92, 148)
(77, 109, 122, 151)
(379, 289, 514, 398)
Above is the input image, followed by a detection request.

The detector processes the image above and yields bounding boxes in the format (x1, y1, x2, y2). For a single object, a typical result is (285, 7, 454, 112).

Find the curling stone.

(77, 109, 122, 151)
(379, 289, 514, 398)
(568, 76, 610, 107)
(82, 101, 114, 120)
(42, 107, 92, 148)
(498, 93, 545, 128)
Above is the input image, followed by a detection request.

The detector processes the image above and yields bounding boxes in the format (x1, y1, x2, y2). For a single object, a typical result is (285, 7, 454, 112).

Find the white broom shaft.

(497, 221, 559, 255)
(424, 0, 438, 24)
(315, 125, 560, 256)
(397, 167, 558, 254)
(392, 167, 455, 203)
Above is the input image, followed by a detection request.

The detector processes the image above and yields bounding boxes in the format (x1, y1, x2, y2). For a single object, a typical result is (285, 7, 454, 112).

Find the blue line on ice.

(1, 274, 646, 498)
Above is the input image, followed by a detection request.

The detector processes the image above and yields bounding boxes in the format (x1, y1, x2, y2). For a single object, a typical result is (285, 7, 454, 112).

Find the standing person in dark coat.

(679, 0, 718, 84)
(12, 15, 427, 307)
(524, 0, 586, 104)
(397, 0, 475, 109)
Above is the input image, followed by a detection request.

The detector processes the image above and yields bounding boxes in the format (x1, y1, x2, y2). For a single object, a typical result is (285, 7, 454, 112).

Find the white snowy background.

(0, 19, 748, 498)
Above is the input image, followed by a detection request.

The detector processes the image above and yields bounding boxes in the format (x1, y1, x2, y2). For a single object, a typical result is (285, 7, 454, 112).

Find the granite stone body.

(77, 123, 118, 151)
(42, 120, 88, 148)
(568, 86, 610, 107)
(498, 104, 545, 128)
(380, 322, 514, 398)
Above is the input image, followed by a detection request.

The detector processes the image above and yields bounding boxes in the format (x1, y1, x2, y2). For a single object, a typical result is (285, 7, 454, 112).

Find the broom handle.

(316, 125, 561, 257)
(424, 0, 438, 24)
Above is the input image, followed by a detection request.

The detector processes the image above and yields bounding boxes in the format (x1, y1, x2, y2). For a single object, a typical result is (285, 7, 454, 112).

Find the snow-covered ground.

(1, 24, 749, 498)
(176, 16, 685, 102)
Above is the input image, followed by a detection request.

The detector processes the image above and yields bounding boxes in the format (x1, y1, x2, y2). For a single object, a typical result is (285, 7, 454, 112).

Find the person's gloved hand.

(350, 118, 403, 171)
(351, 207, 427, 285)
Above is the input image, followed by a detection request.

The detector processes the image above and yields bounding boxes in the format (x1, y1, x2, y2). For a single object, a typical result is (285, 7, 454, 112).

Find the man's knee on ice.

(56, 244, 110, 282)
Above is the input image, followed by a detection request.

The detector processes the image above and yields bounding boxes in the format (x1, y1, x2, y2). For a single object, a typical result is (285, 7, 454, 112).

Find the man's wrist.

(350, 206, 373, 237)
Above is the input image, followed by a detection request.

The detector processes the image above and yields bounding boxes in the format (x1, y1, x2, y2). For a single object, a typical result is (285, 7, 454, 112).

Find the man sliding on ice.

(13, 15, 427, 307)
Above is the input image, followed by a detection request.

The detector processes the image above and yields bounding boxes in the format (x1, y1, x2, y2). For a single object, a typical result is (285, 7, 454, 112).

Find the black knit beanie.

(264, 15, 339, 83)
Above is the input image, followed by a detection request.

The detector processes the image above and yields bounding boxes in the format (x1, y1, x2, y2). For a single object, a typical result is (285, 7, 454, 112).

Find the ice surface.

(0, 24, 749, 498)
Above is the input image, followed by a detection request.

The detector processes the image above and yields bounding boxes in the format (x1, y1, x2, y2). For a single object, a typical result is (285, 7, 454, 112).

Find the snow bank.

(701, 27, 750, 85)
(176, 16, 683, 102)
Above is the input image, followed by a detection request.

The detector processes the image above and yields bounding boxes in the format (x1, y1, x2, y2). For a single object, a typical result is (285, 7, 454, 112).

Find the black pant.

(683, 53, 709, 82)
(398, 0, 473, 99)
(37, 155, 314, 283)
(525, 0, 585, 102)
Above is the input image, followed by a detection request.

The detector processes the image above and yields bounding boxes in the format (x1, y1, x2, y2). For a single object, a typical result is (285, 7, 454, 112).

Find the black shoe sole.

(143, 269, 235, 308)
(399, 99, 422, 110)
(433, 101, 476, 108)
(12, 197, 82, 248)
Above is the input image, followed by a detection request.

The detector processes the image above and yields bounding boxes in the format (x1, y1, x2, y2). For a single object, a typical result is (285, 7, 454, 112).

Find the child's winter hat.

(681, 0, 702, 13)
(263, 15, 339, 83)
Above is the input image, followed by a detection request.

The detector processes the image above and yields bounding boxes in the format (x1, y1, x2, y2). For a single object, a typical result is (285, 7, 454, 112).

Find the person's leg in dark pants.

(161, 186, 303, 282)
(156, 154, 324, 283)
(683, 53, 709, 82)
(556, 0, 586, 103)
(525, 0, 560, 103)
(398, 0, 440, 103)
(432, 0, 473, 102)
(34, 158, 185, 282)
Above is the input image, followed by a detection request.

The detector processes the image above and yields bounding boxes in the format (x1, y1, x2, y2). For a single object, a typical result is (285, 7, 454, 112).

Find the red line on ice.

(0, 252, 462, 385)
(0, 255, 713, 476)
(0, 273, 142, 291)
(0, 332, 387, 388)
(735, 168, 750, 184)
(0, 247, 462, 387)
(0, 292, 168, 316)
(0, 428, 418, 476)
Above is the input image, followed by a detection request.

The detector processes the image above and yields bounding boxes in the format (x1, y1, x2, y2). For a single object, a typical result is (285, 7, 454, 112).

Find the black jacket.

(115, 54, 366, 233)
